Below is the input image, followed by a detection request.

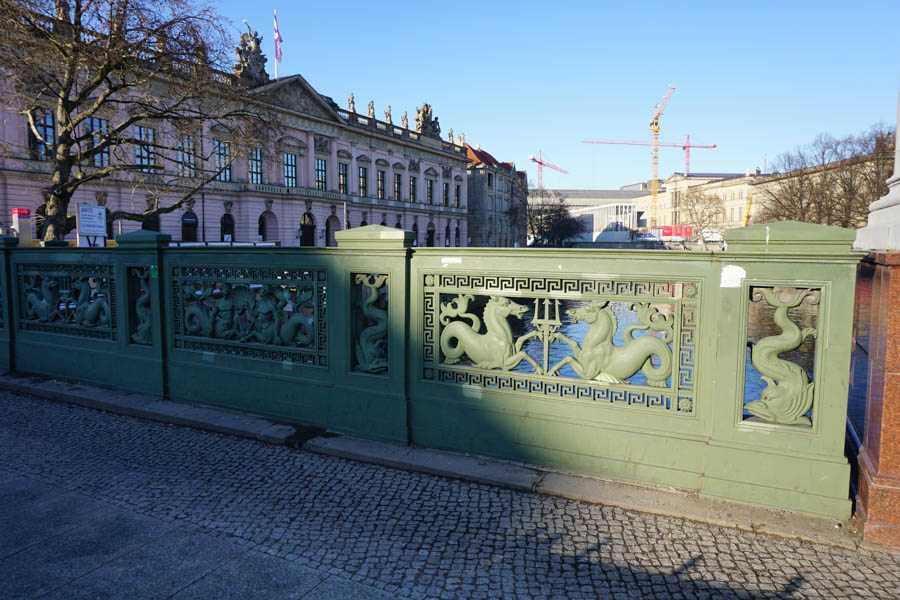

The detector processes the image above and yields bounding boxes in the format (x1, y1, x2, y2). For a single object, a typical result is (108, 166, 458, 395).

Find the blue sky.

(218, 0, 899, 190)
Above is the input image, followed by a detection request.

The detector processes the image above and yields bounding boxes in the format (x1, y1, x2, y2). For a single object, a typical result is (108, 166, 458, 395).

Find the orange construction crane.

(528, 150, 568, 190)
(648, 85, 674, 226)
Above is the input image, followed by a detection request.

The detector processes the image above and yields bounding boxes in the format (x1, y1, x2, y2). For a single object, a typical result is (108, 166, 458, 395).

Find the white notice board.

(77, 203, 107, 247)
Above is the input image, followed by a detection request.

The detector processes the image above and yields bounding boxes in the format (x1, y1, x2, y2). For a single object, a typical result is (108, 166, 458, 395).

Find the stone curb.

(0, 372, 862, 551)
(0, 373, 299, 446)
(304, 435, 862, 551)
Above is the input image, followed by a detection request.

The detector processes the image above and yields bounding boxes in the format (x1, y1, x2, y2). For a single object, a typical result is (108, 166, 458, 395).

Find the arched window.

(395, 219, 402, 229)
(380, 217, 387, 227)
(258, 211, 278, 242)
(299, 212, 315, 246)
(181, 211, 198, 242)
(325, 214, 340, 247)
(445, 223, 451, 247)
(455, 225, 460, 247)
(412, 223, 418, 247)
(360, 219, 368, 227)
(220, 213, 235, 242)
(426, 222, 436, 247)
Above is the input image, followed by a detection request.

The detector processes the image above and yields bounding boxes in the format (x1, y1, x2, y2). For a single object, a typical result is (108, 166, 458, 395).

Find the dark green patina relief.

(352, 273, 389, 374)
(129, 267, 152, 345)
(172, 266, 326, 366)
(17, 263, 115, 339)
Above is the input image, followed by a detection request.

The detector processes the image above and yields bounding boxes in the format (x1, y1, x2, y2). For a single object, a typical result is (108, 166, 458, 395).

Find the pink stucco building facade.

(0, 71, 469, 248)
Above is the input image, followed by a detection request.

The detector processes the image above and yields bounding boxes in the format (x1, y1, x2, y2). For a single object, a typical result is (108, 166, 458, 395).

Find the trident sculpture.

(530, 298, 562, 373)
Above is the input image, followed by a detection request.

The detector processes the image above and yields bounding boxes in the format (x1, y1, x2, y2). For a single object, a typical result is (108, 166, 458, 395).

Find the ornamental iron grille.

(352, 273, 389, 375)
(422, 273, 698, 414)
(171, 266, 327, 366)
(17, 263, 116, 339)
(743, 285, 821, 427)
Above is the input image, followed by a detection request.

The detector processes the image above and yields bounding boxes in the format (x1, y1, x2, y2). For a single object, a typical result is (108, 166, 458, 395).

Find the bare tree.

(680, 189, 724, 249)
(759, 124, 895, 228)
(526, 194, 582, 247)
(0, 0, 265, 239)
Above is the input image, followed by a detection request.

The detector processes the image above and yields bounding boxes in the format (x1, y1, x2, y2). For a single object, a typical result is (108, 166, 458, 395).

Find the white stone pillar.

(855, 86, 900, 251)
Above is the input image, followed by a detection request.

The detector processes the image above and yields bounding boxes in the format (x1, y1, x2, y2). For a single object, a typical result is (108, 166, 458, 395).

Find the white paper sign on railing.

(77, 203, 107, 247)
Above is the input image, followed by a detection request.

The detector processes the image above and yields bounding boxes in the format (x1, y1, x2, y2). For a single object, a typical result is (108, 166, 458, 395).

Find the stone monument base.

(854, 252, 900, 548)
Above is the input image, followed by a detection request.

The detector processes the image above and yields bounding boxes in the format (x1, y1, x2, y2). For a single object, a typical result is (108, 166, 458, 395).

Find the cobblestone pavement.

(2, 391, 899, 600)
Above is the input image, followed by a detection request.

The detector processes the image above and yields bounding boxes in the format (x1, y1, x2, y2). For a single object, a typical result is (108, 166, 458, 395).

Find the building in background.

(465, 144, 527, 247)
(1, 29, 469, 248)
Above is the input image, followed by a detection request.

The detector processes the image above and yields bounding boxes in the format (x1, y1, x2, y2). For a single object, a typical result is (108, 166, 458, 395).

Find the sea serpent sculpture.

(744, 288, 819, 426)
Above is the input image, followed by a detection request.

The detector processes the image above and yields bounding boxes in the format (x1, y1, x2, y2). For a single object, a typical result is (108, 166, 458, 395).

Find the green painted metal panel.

(0, 221, 863, 519)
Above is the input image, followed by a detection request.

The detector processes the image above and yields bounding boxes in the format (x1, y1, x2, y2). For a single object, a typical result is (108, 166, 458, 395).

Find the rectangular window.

(394, 173, 402, 200)
(488, 194, 493, 210)
(248, 147, 262, 184)
(338, 163, 348, 194)
(426, 180, 434, 205)
(488, 173, 494, 188)
(377, 169, 385, 199)
(86, 117, 109, 168)
(135, 126, 156, 172)
(315, 158, 327, 190)
(176, 133, 196, 178)
(27, 108, 55, 161)
(214, 140, 232, 182)
(358, 166, 368, 197)
(443, 182, 450, 207)
(409, 176, 417, 202)
(455, 184, 461, 207)
(283, 152, 297, 187)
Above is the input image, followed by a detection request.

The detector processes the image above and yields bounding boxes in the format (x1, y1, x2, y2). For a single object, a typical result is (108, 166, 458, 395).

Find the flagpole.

(273, 8, 280, 80)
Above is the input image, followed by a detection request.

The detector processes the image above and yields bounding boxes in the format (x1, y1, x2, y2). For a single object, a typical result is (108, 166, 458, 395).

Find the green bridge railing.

(0, 221, 861, 519)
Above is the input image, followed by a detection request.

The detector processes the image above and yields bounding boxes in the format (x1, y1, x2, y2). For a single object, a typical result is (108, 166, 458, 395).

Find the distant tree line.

(759, 124, 895, 228)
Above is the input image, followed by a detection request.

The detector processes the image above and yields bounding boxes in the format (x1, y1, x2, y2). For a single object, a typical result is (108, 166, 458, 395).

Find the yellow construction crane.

(649, 85, 675, 227)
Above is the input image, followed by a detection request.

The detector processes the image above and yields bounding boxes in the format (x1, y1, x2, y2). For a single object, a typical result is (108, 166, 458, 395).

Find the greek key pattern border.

(427, 273, 697, 300)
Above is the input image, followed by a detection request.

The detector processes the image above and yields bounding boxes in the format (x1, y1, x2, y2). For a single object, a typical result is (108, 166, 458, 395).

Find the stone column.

(350, 151, 358, 199)
(329, 140, 338, 192)
(387, 162, 394, 200)
(852, 85, 900, 548)
(305, 131, 315, 188)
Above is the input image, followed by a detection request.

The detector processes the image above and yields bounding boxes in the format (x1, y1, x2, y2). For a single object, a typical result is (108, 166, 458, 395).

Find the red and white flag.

(273, 9, 283, 64)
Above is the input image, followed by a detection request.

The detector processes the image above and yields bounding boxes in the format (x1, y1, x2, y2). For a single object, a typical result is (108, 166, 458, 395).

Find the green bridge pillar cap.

(335, 224, 414, 249)
(115, 230, 172, 248)
(724, 220, 857, 254)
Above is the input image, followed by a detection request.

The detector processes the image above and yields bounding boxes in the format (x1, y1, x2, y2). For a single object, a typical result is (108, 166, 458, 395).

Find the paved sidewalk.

(2, 391, 899, 599)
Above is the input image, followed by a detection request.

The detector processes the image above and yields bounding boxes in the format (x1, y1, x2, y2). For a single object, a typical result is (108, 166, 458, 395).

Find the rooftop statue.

(368, 100, 375, 118)
(232, 22, 269, 87)
(348, 93, 355, 113)
(384, 105, 392, 124)
(415, 103, 441, 138)
(401, 111, 408, 129)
